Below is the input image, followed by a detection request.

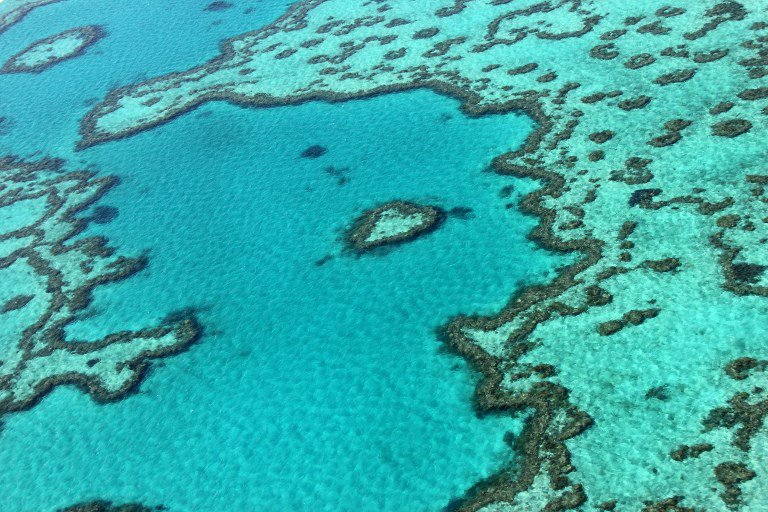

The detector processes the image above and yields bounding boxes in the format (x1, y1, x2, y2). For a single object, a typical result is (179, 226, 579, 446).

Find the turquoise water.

(0, 1, 566, 511)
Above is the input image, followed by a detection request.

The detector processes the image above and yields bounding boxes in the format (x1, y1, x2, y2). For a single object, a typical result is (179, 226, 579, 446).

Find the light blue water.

(0, 2, 566, 511)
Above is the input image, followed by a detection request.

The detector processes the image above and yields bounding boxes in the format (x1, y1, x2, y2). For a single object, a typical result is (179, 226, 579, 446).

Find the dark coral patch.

(624, 53, 655, 69)
(648, 132, 681, 148)
(693, 49, 729, 63)
(725, 357, 768, 380)
(589, 130, 615, 143)
(731, 263, 766, 283)
(711, 119, 752, 137)
(618, 95, 652, 110)
(91, 205, 119, 224)
(664, 119, 692, 131)
(670, 443, 713, 461)
(413, 27, 439, 39)
(1, 294, 34, 313)
(715, 462, 756, 508)
(507, 62, 539, 75)
(447, 206, 474, 219)
(629, 188, 662, 207)
(656, 6, 686, 18)
(57, 500, 163, 512)
(590, 43, 619, 60)
(653, 68, 697, 85)
(300, 144, 328, 158)
(645, 257, 681, 273)
(738, 86, 768, 101)
(645, 385, 671, 401)
(709, 102, 735, 115)
(204, 1, 233, 11)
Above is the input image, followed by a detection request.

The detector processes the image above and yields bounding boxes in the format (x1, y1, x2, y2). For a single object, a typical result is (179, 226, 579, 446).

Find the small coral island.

(1, 25, 105, 74)
(345, 200, 446, 254)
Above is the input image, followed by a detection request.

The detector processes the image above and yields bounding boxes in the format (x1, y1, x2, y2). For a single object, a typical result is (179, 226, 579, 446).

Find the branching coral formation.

(0, 157, 200, 425)
(62, 0, 768, 509)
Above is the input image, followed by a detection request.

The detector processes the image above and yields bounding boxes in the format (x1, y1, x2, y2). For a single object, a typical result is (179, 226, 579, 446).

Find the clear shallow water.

(0, 1, 567, 511)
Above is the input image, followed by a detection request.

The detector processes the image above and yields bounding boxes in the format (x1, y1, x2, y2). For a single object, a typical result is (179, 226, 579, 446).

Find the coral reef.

(344, 200, 446, 253)
(1, 25, 105, 74)
(0, 156, 200, 424)
(74, 0, 768, 509)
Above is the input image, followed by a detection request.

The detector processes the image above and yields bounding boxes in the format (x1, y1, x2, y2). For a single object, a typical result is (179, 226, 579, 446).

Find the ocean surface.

(0, 1, 565, 510)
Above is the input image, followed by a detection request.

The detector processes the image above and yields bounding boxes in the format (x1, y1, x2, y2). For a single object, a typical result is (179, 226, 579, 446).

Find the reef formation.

(345, 200, 446, 253)
(0, 0, 66, 35)
(72, 0, 768, 510)
(0, 156, 200, 426)
(1, 25, 105, 74)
